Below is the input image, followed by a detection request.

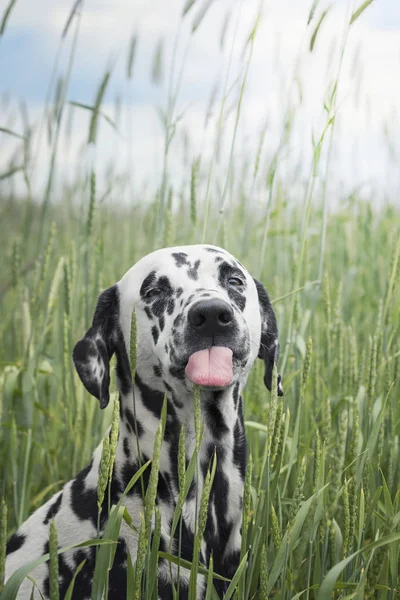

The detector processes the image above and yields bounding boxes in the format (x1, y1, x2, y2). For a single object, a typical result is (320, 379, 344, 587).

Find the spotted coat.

(5, 244, 283, 599)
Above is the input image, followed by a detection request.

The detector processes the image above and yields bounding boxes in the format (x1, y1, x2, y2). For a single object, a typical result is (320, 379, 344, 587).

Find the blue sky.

(0, 0, 399, 202)
(1, 0, 399, 101)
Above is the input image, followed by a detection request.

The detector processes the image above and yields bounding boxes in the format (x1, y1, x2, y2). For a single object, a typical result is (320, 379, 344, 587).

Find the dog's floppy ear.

(253, 278, 284, 396)
(73, 285, 131, 408)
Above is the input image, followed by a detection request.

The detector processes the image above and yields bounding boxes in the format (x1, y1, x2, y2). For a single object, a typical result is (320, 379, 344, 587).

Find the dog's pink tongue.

(185, 347, 233, 387)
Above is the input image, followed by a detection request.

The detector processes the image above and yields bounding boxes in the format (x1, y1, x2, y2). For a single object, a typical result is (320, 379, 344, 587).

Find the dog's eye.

(228, 277, 244, 287)
(145, 288, 161, 300)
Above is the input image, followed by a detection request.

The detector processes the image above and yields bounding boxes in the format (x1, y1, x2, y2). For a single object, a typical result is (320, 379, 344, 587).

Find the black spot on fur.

(159, 315, 165, 332)
(204, 455, 238, 592)
(43, 541, 96, 600)
(184, 294, 195, 308)
(151, 325, 159, 345)
(206, 247, 222, 253)
(157, 472, 172, 503)
(144, 307, 153, 320)
(163, 380, 172, 392)
(119, 401, 125, 420)
(171, 393, 184, 409)
(148, 275, 174, 319)
(157, 578, 174, 600)
(172, 252, 188, 267)
(135, 373, 165, 418)
(154, 364, 162, 377)
(42, 542, 51, 598)
(216, 548, 240, 593)
(172, 516, 195, 564)
(115, 344, 133, 397)
(43, 493, 63, 525)
(70, 462, 98, 527)
(60, 545, 95, 599)
(121, 458, 146, 496)
(121, 450, 174, 506)
(187, 259, 201, 281)
(201, 442, 225, 478)
(124, 408, 144, 437)
(6, 532, 26, 554)
(107, 538, 128, 598)
(233, 382, 240, 410)
(176, 287, 183, 297)
(157, 576, 188, 599)
(157, 275, 174, 295)
(167, 299, 175, 315)
(233, 413, 246, 480)
(123, 437, 130, 458)
(169, 344, 178, 363)
(164, 405, 181, 445)
(205, 397, 229, 438)
(186, 478, 196, 501)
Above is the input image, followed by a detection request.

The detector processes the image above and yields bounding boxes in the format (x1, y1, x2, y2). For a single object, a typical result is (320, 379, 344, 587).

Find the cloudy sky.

(0, 0, 399, 204)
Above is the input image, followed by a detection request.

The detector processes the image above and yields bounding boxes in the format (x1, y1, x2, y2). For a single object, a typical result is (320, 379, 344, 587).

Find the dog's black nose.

(188, 299, 234, 337)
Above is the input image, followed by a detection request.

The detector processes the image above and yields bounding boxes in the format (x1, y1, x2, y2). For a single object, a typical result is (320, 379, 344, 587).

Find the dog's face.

(73, 245, 283, 408)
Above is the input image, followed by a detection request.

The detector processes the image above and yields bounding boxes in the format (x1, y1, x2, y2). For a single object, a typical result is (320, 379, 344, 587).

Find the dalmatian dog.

(5, 244, 283, 599)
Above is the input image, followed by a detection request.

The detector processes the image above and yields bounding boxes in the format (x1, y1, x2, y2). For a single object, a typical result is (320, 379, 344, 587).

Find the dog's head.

(73, 245, 283, 408)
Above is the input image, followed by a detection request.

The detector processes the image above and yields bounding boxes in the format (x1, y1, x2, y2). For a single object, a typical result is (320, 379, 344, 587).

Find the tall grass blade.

(0, 0, 17, 36)
(309, 8, 331, 52)
(349, 0, 375, 25)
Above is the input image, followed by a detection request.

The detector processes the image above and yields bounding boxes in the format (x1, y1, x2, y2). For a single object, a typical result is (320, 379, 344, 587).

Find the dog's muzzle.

(184, 298, 236, 388)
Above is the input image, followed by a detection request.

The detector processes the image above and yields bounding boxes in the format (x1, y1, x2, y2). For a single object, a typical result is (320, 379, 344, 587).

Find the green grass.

(1, 0, 400, 598)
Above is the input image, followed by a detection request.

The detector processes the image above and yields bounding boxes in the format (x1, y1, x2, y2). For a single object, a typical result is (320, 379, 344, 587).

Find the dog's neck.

(117, 370, 244, 462)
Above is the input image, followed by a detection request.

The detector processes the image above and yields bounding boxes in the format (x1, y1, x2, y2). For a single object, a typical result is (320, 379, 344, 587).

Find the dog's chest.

(158, 418, 245, 560)
(114, 389, 246, 592)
